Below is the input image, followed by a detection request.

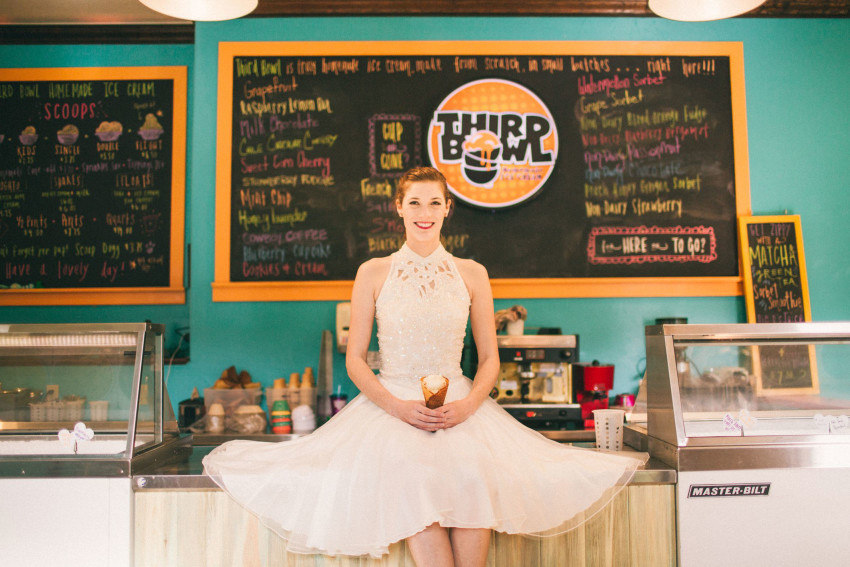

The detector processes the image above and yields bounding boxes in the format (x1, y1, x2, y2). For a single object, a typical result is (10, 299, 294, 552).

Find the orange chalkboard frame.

(738, 214, 817, 395)
(213, 41, 751, 302)
(0, 66, 187, 306)
(738, 214, 811, 323)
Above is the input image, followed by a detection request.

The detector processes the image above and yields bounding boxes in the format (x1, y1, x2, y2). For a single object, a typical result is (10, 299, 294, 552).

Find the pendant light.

(138, 0, 258, 21)
(648, 0, 767, 21)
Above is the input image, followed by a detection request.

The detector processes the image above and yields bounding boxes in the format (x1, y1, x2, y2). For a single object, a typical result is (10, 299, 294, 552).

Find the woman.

(204, 166, 646, 566)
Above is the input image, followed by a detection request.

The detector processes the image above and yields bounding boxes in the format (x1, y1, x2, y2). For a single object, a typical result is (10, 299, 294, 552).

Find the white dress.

(203, 243, 647, 558)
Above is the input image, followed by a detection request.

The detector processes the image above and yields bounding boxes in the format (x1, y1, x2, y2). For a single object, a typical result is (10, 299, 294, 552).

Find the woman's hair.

(395, 166, 451, 204)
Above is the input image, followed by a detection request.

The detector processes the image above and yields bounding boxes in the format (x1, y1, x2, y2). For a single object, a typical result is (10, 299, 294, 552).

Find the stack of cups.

(593, 409, 625, 451)
(266, 378, 288, 409)
(207, 403, 226, 433)
(300, 367, 316, 413)
(292, 404, 316, 434)
(89, 400, 109, 421)
(288, 372, 301, 407)
(271, 400, 292, 434)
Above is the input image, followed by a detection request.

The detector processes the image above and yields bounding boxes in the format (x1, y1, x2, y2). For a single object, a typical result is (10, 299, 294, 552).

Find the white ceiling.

(1, 0, 190, 25)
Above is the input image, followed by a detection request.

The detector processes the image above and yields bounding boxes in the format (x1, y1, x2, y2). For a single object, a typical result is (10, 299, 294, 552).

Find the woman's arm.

(439, 260, 499, 428)
(345, 259, 444, 431)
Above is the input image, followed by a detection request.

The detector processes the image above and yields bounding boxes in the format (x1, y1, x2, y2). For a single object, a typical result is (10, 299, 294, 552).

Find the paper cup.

(506, 319, 525, 336)
(89, 401, 109, 421)
(593, 409, 625, 451)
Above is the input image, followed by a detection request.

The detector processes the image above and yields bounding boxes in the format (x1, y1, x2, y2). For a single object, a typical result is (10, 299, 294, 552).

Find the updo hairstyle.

(395, 166, 451, 206)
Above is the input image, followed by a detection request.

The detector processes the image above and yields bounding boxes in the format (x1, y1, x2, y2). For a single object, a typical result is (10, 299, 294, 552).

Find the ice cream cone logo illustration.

(428, 79, 558, 208)
(461, 130, 502, 187)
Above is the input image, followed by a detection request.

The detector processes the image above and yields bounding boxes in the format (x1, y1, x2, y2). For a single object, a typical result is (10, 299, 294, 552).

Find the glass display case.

(643, 322, 850, 470)
(641, 322, 850, 566)
(0, 322, 189, 476)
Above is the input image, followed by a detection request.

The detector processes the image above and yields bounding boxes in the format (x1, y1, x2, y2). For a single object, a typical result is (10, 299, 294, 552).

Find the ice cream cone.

(420, 375, 449, 409)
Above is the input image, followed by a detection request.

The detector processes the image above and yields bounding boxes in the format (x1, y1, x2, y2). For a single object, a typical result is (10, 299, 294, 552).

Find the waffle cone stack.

(420, 375, 449, 409)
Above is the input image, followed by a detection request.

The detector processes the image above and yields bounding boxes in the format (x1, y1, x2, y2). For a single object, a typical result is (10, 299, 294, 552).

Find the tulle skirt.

(202, 375, 647, 558)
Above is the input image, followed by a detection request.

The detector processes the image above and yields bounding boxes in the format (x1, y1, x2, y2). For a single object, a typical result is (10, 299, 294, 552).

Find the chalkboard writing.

(739, 215, 810, 324)
(755, 344, 818, 395)
(739, 215, 817, 395)
(0, 67, 186, 305)
(214, 42, 751, 300)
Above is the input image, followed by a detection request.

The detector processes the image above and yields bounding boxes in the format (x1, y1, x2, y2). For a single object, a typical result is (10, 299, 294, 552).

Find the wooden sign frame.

(738, 214, 811, 324)
(214, 41, 752, 302)
(738, 214, 817, 395)
(0, 66, 187, 306)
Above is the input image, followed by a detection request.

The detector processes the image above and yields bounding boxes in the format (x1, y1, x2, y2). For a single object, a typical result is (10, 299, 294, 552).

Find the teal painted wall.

(2, 17, 848, 410)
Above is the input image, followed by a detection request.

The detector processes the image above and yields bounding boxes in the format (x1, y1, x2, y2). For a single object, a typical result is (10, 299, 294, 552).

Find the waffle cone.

(420, 375, 449, 409)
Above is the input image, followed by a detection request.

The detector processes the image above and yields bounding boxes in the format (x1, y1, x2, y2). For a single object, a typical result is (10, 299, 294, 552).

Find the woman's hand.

(391, 399, 446, 432)
(438, 397, 478, 429)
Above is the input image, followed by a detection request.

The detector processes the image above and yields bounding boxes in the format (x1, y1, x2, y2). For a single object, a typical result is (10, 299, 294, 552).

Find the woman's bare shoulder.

(453, 257, 490, 298)
(453, 257, 489, 281)
(357, 255, 393, 279)
(353, 256, 394, 299)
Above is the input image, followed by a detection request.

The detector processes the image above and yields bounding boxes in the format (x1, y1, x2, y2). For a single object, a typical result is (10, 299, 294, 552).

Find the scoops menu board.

(213, 42, 751, 301)
(0, 67, 186, 305)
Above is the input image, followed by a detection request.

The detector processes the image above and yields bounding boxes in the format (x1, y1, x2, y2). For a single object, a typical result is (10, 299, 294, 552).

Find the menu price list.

(224, 48, 743, 283)
(576, 55, 735, 272)
(0, 78, 174, 289)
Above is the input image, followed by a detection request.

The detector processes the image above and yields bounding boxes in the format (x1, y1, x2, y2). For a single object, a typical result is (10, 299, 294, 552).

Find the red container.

(572, 361, 615, 392)
(572, 361, 615, 429)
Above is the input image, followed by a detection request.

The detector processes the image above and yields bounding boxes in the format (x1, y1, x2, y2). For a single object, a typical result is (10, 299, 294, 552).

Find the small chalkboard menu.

(213, 42, 751, 301)
(0, 67, 186, 305)
(739, 215, 817, 395)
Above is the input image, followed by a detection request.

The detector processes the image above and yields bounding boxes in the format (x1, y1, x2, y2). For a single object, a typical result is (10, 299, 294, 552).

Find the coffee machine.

(493, 335, 583, 430)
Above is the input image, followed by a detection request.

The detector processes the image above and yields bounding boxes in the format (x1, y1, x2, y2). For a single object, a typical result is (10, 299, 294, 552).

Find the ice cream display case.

(641, 322, 850, 566)
(0, 322, 190, 566)
(0, 322, 189, 476)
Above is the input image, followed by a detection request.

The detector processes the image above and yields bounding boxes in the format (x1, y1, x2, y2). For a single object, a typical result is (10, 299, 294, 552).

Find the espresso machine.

(493, 334, 583, 430)
(572, 360, 615, 429)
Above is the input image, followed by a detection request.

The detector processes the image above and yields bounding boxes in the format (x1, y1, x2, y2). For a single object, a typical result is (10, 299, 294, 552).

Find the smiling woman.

(204, 166, 647, 566)
(395, 171, 451, 254)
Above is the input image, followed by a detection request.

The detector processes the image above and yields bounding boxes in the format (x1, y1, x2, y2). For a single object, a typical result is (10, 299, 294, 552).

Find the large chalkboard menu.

(213, 42, 750, 301)
(0, 67, 186, 305)
(739, 215, 817, 395)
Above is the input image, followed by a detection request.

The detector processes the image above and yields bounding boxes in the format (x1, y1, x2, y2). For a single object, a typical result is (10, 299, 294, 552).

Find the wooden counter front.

(135, 482, 676, 566)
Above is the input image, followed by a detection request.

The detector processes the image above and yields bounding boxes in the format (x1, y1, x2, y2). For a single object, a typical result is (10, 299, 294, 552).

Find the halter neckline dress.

(203, 243, 646, 558)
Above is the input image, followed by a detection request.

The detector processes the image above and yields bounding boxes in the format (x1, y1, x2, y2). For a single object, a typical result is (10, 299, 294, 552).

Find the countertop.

(132, 430, 675, 490)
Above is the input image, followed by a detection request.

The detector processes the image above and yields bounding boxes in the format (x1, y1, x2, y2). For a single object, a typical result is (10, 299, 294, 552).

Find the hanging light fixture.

(138, 0, 258, 21)
(648, 0, 767, 21)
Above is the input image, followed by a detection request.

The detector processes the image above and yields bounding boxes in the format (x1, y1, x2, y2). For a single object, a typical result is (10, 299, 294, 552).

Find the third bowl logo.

(428, 78, 558, 208)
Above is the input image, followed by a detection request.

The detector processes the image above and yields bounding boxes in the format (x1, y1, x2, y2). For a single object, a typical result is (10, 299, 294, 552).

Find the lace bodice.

(375, 244, 470, 382)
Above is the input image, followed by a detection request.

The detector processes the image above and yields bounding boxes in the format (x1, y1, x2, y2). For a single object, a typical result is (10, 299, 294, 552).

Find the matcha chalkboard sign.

(0, 66, 187, 305)
(739, 215, 817, 394)
(213, 41, 751, 301)
(739, 215, 811, 324)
